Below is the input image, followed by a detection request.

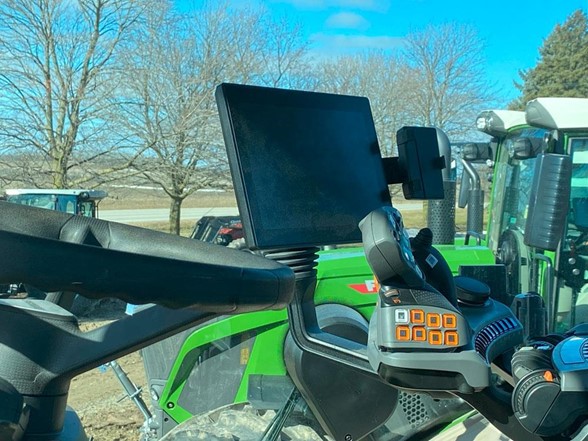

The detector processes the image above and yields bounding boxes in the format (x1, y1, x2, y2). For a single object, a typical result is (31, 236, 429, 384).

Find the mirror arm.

(462, 159, 481, 191)
(532, 253, 555, 332)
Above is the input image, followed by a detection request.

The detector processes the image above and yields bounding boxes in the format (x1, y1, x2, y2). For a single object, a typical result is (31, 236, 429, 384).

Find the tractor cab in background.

(470, 98, 588, 332)
(3, 188, 107, 218)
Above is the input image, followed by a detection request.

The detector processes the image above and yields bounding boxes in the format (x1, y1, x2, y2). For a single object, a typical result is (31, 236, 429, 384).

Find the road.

(99, 207, 239, 223)
(99, 202, 424, 223)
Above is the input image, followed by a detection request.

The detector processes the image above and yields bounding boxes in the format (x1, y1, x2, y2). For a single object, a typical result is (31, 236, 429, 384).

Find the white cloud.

(311, 33, 405, 52)
(332, 0, 390, 12)
(270, 0, 327, 9)
(326, 12, 371, 30)
(271, 0, 390, 12)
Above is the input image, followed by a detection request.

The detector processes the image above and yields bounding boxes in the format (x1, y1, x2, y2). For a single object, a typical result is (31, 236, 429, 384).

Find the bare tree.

(314, 51, 413, 157)
(257, 15, 312, 89)
(402, 23, 497, 139)
(0, 0, 144, 188)
(115, 2, 310, 234)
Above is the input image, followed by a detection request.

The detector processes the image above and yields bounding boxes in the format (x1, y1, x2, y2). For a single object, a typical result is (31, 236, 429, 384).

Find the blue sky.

(184, 0, 587, 103)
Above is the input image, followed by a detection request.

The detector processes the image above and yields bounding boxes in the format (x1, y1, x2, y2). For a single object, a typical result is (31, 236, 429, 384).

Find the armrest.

(0, 202, 294, 312)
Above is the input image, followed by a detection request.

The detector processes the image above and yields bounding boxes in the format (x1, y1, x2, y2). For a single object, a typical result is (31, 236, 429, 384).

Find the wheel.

(159, 403, 326, 441)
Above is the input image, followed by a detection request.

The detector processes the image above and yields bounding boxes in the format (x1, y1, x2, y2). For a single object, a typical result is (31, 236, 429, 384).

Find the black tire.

(159, 403, 325, 441)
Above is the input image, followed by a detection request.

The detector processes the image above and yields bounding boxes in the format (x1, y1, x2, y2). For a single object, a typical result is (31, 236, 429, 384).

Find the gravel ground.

(68, 349, 147, 440)
(68, 304, 150, 441)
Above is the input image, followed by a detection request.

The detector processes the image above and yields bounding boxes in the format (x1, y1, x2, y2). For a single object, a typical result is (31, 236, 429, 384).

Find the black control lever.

(411, 227, 458, 307)
(510, 332, 588, 438)
(359, 206, 425, 289)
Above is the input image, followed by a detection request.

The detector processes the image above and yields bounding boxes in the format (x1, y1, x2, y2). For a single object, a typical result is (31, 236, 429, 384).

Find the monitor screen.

(216, 83, 391, 249)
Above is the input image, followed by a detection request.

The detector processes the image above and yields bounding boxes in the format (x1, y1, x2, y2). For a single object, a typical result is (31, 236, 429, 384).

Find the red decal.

(348, 280, 377, 294)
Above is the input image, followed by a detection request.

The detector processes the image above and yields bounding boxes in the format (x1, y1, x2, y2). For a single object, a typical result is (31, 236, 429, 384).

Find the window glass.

(571, 138, 588, 201)
(495, 128, 547, 237)
(79, 202, 94, 217)
(6, 194, 56, 210)
(554, 137, 588, 332)
(55, 195, 77, 213)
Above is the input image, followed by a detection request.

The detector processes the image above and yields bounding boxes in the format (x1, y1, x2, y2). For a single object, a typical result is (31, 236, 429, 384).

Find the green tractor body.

(151, 244, 493, 428)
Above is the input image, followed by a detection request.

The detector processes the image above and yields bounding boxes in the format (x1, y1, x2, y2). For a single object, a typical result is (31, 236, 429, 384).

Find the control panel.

(362, 207, 523, 394)
(376, 287, 468, 351)
(393, 309, 459, 346)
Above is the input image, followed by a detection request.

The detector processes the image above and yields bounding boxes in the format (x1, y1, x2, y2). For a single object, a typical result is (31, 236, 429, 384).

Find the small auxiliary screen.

(216, 83, 391, 249)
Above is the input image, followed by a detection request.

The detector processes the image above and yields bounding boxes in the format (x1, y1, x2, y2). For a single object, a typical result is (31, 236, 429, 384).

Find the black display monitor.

(216, 83, 391, 249)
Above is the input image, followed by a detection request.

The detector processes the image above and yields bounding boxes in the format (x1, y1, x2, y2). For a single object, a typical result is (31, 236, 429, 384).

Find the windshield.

(557, 136, 588, 332)
(6, 193, 58, 210)
(496, 128, 547, 235)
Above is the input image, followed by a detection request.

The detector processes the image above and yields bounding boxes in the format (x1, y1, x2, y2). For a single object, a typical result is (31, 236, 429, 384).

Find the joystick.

(362, 207, 523, 393)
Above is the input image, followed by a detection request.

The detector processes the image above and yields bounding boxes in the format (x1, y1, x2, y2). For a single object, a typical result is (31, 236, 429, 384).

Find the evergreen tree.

(510, 9, 588, 109)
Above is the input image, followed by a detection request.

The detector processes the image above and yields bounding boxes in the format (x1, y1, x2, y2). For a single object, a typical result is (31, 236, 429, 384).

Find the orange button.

(442, 314, 457, 329)
(411, 309, 425, 324)
(396, 326, 410, 341)
(427, 313, 441, 328)
(412, 327, 427, 341)
(428, 330, 443, 345)
(445, 331, 459, 346)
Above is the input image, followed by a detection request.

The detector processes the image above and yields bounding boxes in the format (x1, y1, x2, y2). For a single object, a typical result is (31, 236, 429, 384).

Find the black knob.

(454, 275, 490, 305)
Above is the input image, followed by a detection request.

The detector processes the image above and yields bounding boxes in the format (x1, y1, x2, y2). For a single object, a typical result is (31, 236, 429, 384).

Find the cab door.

(555, 134, 588, 331)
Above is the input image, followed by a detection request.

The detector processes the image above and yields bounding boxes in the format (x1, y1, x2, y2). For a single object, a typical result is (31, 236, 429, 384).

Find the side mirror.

(511, 138, 534, 160)
(524, 154, 572, 251)
(461, 142, 491, 162)
(511, 137, 545, 160)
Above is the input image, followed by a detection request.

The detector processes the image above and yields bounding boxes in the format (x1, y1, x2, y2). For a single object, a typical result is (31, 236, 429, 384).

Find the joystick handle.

(360, 206, 424, 288)
(411, 228, 458, 307)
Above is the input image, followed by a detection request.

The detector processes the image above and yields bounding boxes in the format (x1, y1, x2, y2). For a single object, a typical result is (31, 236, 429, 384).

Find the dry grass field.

(98, 187, 238, 235)
(98, 187, 238, 210)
